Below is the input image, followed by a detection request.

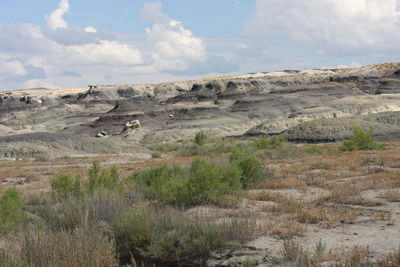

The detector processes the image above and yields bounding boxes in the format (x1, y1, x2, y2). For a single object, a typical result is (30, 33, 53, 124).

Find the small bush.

(51, 161, 123, 198)
(303, 144, 338, 154)
(87, 161, 121, 193)
(132, 159, 243, 206)
(230, 151, 265, 189)
(194, 131, 208, 146)
(251, 136, 286, 150)
(341, 126, 388, 151)
(131, 164, 189, 205)
(188, 159, 243, 206)
(51, 173, 82, 198)
(0, 188, 27, 232)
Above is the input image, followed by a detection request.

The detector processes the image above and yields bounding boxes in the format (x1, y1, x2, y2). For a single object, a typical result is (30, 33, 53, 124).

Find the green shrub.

(87, 161, 121, 193)
(51, 161, 123, 198)
(194, 131, 208, 146)
(303, 144, 338, 154)
(131, 164, 189, 205)
(187, 159, 243, 206)
(132, 160, 243, 206)
(51, 173, 82, 198)
(340, 126, 388, 151)
(251, 136, 286, 150)
(230, 151, 265, 188)
(0, 188, 27, 232)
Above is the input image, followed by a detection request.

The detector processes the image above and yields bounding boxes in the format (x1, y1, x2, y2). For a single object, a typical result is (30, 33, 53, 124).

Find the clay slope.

(0, 62, 400, 158)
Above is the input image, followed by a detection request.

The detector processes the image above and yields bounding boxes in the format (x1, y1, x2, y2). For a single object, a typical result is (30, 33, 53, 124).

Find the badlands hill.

(1, 62, 400, 159)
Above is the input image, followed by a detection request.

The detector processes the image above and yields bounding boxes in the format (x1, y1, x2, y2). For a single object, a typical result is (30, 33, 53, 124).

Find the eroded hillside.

(1, 62, 400, 159)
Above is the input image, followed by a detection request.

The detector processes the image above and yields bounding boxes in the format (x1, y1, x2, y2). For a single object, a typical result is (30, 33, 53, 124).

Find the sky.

(1, 0, 400, 90)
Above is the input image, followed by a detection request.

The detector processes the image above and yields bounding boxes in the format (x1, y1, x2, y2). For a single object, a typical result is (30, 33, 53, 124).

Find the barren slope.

(1, 62, 400, 159)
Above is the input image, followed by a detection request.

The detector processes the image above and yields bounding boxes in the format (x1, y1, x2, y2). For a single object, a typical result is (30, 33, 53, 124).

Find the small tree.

(194, 131, 208, 146)
(230, 150, 265, 188)
(51, 173, 81, 198)
(340, 126, 388, 151)
(0, 188, 27, 232)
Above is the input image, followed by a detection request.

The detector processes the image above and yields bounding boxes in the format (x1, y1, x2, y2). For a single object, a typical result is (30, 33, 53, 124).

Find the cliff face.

(1, 63, 400, 158)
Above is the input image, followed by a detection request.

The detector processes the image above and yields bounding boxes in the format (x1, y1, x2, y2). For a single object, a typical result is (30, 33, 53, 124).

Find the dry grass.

(22, 229, 119, 267)
(256, 177, 308, 191)
(270, 219, 306, 238)
(251, 190, 359, 229)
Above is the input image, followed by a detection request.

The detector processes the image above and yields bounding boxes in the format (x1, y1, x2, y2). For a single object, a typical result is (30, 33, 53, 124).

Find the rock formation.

(0, 62, 400, 158)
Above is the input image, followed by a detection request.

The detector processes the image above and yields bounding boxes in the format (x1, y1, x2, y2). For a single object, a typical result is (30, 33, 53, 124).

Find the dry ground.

(1, 142, 400, 266)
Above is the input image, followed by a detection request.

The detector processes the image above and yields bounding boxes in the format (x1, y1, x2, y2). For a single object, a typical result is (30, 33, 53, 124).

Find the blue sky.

(0, 0, 399, 90)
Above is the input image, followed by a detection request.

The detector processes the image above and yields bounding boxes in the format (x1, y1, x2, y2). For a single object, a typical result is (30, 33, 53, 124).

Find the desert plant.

(131, 164, 189, 205)
(132, 160, 243, 206)
(23, 229, 119, 267)
(282, 239, 326, 266)
(51, 161, 125, 199)
(0, 188, 27, 232)
(42, 190, 135, 231)
(230, 151, 265, 188)
(341, 126, 388, 151)
(86, 161, 121, 193)
(302, 144, 338, 154)
(113, 206, 225, 265)
(51, 173, 82, 198)
(187, 158, 243, 206)
(194, 131, 208, 146)
(251, 136, 286, 150)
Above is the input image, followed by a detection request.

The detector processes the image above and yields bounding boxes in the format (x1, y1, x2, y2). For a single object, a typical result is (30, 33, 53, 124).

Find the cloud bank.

(238, 0, 400, 68)
(0, 1, 221, 90)
(0, 0, 399, 90)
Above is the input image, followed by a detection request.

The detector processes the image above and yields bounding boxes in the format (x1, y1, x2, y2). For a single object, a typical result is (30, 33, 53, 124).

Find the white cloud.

(84, 26, 97, 33)
(0, 0, 230, 90)
(140, 2, 170, 24)
(243, 0, 400, 56)
(0, 60, 27, 77)
(141, 2, 207, 71)
(66, 40, 143, 65)
(147, 20, 206, 61)
(45, 0, 70, 30)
